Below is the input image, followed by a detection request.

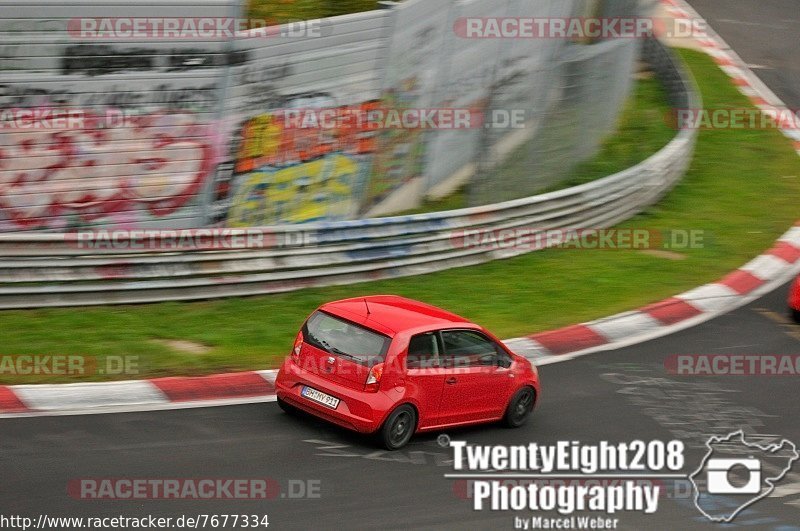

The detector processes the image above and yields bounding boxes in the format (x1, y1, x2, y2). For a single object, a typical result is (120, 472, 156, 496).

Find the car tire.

(503, 387, 536, 428)
(277, 396, 296, 415)
(378, 404, 417, 450)
(792, 308, 800, 324)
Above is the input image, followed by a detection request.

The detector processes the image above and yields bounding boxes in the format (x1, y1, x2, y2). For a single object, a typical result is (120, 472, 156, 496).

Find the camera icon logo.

(689, 430, 799, 523)
(706, 457, 761, 494)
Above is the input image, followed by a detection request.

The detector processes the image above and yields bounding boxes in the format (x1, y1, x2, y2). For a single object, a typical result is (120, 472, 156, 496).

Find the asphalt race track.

(689, 0, 800, 108)
(3, 2, 800, 530)
(2, 280, 799, 530)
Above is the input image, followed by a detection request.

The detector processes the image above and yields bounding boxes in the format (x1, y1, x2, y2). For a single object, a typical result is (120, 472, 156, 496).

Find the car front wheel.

(792, 308, 800, 324)
(503, 387, 536, 428)
(378, 404, 417, 450)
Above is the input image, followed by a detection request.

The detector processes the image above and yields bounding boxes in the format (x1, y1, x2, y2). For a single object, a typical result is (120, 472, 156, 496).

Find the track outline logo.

(689, 430, 799, 523)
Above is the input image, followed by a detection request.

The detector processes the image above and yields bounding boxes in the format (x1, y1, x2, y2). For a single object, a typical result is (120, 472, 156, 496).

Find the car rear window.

(302, 311, 391, 365)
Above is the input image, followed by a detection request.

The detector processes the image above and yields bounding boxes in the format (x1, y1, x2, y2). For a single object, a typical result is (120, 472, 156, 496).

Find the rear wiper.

(317, 338, 357, 360)
(333, 349, 359, 361)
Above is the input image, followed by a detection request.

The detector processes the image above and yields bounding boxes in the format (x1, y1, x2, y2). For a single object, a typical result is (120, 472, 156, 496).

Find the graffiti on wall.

(0, 81, 220, 113)
(363, 22, 444, 208)
(0, 34, 227, 231)
(364, 78, 428, 209)
(226, 95, 379, 226)
(227, 154, 365, 226)
(0, 110, 214, 230)
(0, 2, 442, 231)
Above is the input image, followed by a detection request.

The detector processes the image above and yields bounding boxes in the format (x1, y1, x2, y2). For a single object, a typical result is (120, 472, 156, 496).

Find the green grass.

(2, 49, 799, 384)
(247, 1, 379, 25)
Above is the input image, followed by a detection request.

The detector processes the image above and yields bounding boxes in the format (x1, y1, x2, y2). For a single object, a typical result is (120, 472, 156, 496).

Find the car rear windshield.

(302, 311, 391, 365)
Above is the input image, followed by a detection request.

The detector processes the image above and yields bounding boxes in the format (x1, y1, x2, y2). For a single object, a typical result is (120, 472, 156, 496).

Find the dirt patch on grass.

(640, 249, 688, 261)
(151, 339, 212, 355)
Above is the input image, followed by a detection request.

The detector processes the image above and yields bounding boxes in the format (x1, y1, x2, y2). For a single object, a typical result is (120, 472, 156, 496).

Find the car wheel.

(503, 387, 536, 428)
(378, 404, 417, 450)
(792, 309, 800, 324)
(277, 397, 296, 415)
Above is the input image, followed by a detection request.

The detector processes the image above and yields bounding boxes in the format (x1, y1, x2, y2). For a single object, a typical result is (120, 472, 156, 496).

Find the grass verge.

(2, 49, 800, 384)
(247, 1, 379, 25)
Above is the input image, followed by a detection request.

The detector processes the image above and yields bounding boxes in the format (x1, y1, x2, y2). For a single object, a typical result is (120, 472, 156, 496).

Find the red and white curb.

(507, 226, 800, 364)
(2, 2, 800, 417)
(2, 224, 798, 418)
(0, 371, 279, 417)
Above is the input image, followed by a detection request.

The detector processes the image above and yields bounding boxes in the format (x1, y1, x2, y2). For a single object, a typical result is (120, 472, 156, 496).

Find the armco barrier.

(0, 39, 699, 309)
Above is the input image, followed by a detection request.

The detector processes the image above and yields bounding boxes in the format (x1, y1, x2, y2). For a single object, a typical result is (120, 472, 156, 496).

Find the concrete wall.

(0, 0, 643, 231)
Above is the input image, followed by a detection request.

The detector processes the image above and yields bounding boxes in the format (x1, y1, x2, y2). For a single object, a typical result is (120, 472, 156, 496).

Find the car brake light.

(291, 331, 303, 363)
(365, 363, 384, 392)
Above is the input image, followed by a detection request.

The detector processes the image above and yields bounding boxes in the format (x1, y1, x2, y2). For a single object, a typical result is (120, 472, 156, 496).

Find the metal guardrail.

(0, 39, 699, 309)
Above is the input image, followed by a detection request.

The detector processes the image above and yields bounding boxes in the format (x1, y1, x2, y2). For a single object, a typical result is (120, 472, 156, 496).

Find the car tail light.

(365, 363, 384, 392)
(291, 331, 303, 363)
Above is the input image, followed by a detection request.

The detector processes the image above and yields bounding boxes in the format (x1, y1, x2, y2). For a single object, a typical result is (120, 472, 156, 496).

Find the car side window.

(440, 330, 501, 368)
(406, 332, 439, 369)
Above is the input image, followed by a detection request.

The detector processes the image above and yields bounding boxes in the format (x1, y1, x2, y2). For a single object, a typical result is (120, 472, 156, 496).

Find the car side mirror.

(494, 344, 513, 368)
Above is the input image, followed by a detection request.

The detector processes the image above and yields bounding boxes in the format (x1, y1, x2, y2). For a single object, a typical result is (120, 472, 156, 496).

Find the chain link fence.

(0, 37, 699, 308)
(0, 0, 661, 231)
(469, 0, 657, 205)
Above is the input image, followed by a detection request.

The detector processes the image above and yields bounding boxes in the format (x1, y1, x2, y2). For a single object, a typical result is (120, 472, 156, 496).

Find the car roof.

(319, 295, 471, 336)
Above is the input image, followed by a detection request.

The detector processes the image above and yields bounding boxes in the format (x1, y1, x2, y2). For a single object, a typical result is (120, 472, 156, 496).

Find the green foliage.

(246, 0, 380, 24)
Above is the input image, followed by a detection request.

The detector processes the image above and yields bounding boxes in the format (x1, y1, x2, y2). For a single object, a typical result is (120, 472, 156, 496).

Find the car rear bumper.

(275, 359, 395, 434)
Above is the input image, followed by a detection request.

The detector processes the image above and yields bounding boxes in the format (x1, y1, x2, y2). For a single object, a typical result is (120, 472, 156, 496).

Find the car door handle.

(446, 377, 458, 385)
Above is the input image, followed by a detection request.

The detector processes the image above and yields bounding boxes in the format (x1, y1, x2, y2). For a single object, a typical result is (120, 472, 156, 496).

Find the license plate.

(301, 386, 340, 409)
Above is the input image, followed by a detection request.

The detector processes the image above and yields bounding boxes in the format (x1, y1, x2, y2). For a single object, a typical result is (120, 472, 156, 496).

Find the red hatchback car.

(275, 295, 540, 449)
(790, 274, 800, 323)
